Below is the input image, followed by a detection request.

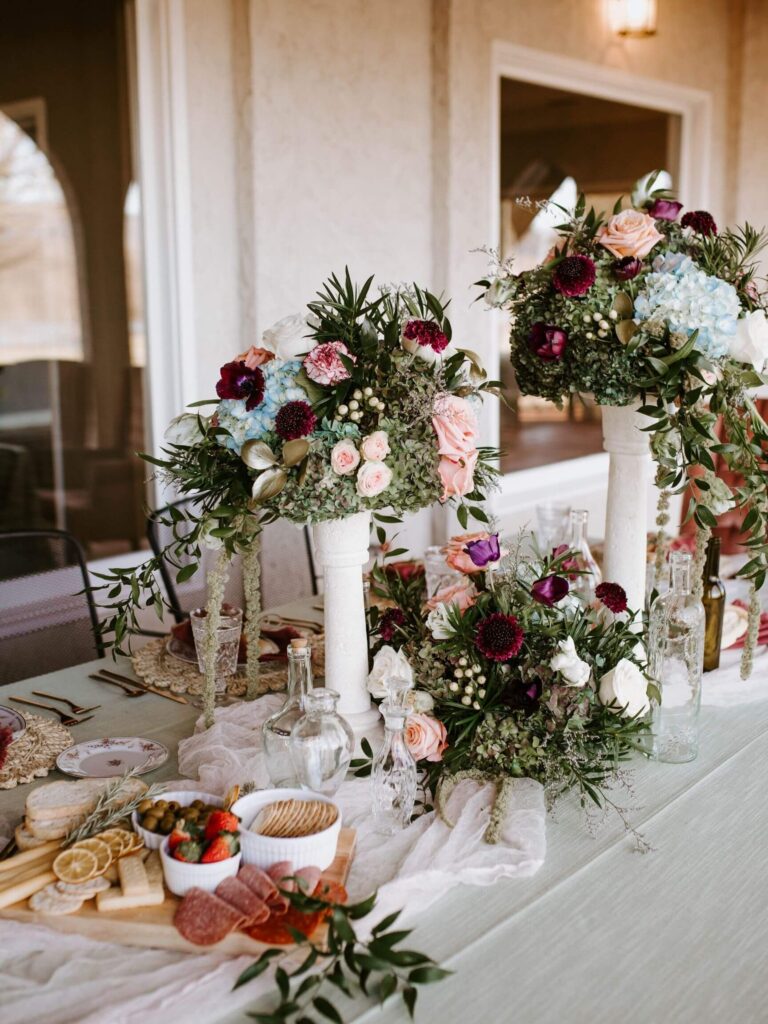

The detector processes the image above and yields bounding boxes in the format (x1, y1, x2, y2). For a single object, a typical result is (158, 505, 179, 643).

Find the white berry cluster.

(447, 656, 487, 710)
(335, 387, 385, 423)
(582, 308, 619, 341)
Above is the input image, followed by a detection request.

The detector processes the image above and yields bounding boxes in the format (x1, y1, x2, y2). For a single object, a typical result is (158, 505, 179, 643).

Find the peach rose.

(356, 459, 393, 498)
(330, 438, 360, 476)
(597, 209, 664, 259)
(237, 345, 274, 369)
(438, 450, 478, 502)
(360, 430, 390, 462)
(426, 576, 476, 612)
(432, 395, 479, 459)
(445, 532, 494, 574)
(405, 713, 448, 762)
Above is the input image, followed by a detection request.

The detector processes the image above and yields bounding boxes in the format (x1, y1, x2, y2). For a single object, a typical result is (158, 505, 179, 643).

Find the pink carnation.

(303, 341, 356, 386)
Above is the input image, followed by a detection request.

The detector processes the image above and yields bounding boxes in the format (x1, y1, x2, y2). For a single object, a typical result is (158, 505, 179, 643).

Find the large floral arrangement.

(366, 534, 653, 843)
(478, 173, 768, 676)
(98, 272, 499, 718)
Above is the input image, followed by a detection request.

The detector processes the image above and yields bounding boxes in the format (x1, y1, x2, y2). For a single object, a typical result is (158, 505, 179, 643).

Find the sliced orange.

(73, 838, 112, 874)
(53, 847, 99, 884)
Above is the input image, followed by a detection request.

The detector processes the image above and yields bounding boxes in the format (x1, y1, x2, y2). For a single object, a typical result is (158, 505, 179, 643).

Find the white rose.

(707, 476, 734, 517)
(164, 412, 206, 447)
(729, 310, 768, 373)
(199, 518, 223, 551)
(484, 277, 514, 308)
(261, 313, 316, 361)
(356, 460, 393, 498)
(330, 439, 360, 476)
(368, 644, 414, 699)
(406, 689, 435, 713)
(426, 602, 455, 640)
(360, 430, 391, 462)
(599, 659, 650, 718)
(549, 636, 591, 688)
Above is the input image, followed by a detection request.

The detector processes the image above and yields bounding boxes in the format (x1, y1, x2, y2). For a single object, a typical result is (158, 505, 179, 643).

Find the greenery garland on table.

(94, 271, 500, 724)
(366, 534, 654, 844)
(478, 172, 768, 678)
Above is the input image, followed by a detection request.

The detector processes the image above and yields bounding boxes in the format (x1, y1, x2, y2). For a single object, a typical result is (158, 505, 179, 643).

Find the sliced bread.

(26, 813, 87, 841)
(25, 777, 147, 824)
(14, 823, 52, 851)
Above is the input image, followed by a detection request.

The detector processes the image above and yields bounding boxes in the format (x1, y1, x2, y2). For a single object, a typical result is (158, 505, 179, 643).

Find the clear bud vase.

(371, 703, 417, 835)
(262, 639, 313, 787)
(568, 509, 602, 604)
(289, 688, 354, 796)
(648, 550, 705, 762)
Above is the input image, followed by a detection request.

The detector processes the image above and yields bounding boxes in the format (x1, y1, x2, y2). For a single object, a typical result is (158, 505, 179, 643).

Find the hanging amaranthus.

(201, 547, 231, 728)
(243, 534, 262, 699)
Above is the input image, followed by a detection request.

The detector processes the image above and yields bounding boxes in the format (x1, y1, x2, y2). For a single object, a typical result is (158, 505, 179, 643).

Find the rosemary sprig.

(235, 883, 450, 1021)
(63, 767, 165, 846)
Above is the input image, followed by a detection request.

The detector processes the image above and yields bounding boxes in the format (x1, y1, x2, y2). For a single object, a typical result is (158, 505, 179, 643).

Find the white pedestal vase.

(601, 399, 653, 618)
(311, 510, 383, 752)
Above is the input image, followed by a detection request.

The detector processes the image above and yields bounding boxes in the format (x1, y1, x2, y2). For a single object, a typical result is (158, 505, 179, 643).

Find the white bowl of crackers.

(232, 788, 341, 871)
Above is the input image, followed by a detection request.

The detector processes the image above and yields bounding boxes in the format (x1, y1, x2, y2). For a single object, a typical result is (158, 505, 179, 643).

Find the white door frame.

(488, 41, 713, 530)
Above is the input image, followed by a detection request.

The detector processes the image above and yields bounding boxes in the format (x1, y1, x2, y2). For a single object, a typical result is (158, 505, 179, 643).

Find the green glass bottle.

(702, 537, 726, 672)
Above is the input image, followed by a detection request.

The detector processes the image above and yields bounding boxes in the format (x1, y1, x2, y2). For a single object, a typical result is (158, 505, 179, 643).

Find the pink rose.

(445, 532, 493, 574)
(356, 460, 393, 498)
(432, 395, 479, 459)
(597, 209, 664, 259)
(303, 340, 355, 386)
(360, 430, 390, 462)
(405, 713, 448, 762)
(237, 345, 274, 369)
(426, 576, 476, 612)
(438, 450, 478, 502)
(330, 438, 360, 476)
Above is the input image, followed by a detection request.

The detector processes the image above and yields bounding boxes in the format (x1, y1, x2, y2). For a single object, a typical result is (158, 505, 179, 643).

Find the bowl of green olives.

(131, 790, 223, 849)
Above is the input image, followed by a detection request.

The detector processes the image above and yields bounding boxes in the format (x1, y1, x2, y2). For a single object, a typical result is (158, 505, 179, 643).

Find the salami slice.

(294, 865, 322, 895)
(238, 864, 278, 901)
(266, 861, 294, 888)
(174, 888, 246, 946)
(215, 876, 270, 924)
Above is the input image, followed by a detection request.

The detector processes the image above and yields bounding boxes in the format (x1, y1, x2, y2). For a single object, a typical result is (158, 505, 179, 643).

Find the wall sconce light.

(605, 0, 658, 37)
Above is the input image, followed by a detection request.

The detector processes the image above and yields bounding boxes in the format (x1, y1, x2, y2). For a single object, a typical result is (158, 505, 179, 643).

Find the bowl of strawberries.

(159, 807, 242, 896)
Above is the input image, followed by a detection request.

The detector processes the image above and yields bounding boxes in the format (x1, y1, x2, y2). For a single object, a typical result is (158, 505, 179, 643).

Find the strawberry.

(168, 820, 193, 853)
(172, 839, 202, 863)
(200, 836, 232, 863)
(204, 810, 240, 841)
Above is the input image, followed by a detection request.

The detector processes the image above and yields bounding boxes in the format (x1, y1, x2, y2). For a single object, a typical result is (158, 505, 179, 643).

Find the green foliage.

(234, 885, 450, 1022)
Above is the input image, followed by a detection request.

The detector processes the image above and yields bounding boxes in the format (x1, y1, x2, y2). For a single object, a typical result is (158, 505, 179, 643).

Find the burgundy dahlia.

(531, 575, 569, 607)
(613, 256, 642, 281)
(274, 400, 317, 441)
(681, 210, 717, 236)
(0, 725, 12, 771)
(379, 607, 406, 643)
(475, 612, 524, 662)
(403, 319, 450, 353)
(552, 255, 596, 297)
(216, 360, 265, 411)
(648, 198, 683, 222)
(595, 581, 628, 614)
(528, 322, 568, 363)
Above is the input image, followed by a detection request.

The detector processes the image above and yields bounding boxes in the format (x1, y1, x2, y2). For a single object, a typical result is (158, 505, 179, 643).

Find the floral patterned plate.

(0, 705, 27, 740)
(56, 737, 169, 778)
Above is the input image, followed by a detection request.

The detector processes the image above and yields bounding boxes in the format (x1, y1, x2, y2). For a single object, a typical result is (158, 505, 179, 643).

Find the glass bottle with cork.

(702, 536, 726, 672)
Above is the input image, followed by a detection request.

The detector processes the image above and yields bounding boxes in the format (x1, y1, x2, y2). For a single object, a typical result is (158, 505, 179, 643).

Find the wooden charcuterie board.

(0, 828, 355, 955)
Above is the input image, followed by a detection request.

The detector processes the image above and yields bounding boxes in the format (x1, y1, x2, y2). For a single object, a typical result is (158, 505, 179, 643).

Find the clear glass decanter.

(568, 509, 602, 604)
(289, 688, 354, 796)
(371, 703, 417, 835)
(647, 550, 705, 763)
(262, 639, 313, 787)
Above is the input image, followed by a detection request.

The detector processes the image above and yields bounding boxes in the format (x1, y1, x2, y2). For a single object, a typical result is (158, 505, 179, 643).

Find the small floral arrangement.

(367, 534, 653, 842)
(478, 172, 768, 677)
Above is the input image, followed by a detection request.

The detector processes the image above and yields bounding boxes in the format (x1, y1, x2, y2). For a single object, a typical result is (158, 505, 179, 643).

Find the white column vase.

(601, 399, 653, 616)
(311, 510, 383, 751)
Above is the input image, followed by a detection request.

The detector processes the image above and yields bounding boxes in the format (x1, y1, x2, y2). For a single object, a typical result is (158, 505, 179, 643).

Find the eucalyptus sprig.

(235, 886, 450, 1022)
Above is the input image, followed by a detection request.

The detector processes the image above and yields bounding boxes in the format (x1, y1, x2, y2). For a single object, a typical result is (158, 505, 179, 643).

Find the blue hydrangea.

(216, 359, 308, 453)
(634, 254, 741, 359)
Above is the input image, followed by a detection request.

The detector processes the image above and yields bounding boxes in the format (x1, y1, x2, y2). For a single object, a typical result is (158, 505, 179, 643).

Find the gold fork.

(32, 691, 100, 715)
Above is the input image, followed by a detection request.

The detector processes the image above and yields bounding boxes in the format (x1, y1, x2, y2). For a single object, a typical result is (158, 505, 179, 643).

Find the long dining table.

(2, 599, 768, 1024)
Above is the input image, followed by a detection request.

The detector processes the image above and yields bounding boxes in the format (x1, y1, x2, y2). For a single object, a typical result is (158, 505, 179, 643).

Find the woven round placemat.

(131, 636, 326, 698)
(0, 713, 73, 790)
